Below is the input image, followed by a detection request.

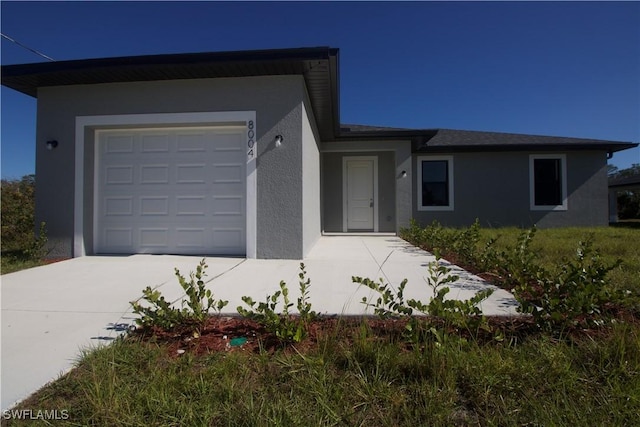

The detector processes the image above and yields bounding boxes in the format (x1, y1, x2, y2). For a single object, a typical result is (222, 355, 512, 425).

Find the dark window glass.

(422, 160, 449, 206)
(534, 158, 562, 206)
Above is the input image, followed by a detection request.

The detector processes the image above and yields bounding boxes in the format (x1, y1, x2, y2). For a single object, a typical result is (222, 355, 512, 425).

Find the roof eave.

(1, 46, 338, 93)
(332, 129, 437, 145)
(415, 142, 639, 153)
(333, 127, 638, 153)
(1, 46, 342, 140)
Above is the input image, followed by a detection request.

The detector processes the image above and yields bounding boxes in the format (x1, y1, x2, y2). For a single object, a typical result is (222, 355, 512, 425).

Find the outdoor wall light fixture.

(399, 170, 407, 178)
(275, 135, 283, 148)
(46, 140, 59, 150)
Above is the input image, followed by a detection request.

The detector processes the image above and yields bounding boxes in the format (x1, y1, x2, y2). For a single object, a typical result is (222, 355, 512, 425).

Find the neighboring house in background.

(608, 174, 640, 222)
(2, 47, 637, 259)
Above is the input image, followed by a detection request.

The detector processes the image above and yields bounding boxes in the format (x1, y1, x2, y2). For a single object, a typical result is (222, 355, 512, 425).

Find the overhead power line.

(1, 33, 55, 61)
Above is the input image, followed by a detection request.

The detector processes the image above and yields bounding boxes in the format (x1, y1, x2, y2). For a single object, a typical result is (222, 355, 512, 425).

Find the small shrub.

(401, 219, 482, 267)
(353, 277, 412, 319)
(419, 220, 450, 254)
(176, 259, 229, 323)
(476, 236, 501, 273)
(131, 259, 228, 331)
(407, 259, 493, 325)
(499, 227, 546, 289)
(355, 257, 494, 342)
(450, 219, 481, 266)
(237, 262, 316, 343)
(131, 286, 183, 330)
(296, 263, 315, 323)
(25, 221, 48, 260)
(1, 175, 36, 252)
(403, 219, 428, 247)
(1, 175, 49, 262)
(403, 219, 627, 332)
(514, 238, 623, 330)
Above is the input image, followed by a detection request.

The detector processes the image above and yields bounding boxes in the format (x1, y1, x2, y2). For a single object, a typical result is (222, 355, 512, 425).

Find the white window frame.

(529, 154, 568, 211)
(417, 155, 454, 211)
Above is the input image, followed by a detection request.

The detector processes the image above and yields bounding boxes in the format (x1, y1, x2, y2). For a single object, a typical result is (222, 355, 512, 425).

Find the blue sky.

(1, 1, 639, 179)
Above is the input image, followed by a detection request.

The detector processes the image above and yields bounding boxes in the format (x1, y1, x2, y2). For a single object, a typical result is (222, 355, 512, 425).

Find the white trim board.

(75, 111, 257, 258)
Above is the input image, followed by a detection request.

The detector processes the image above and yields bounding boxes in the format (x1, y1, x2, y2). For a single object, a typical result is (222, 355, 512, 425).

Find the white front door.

(344, 157, 377, 231)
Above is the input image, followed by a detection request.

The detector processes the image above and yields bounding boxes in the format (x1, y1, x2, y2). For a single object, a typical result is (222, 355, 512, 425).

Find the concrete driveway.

(1, 235, 519, 409)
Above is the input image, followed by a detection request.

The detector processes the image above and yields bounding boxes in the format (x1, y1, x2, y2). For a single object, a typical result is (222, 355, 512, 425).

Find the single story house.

(2, 47, 637, 259)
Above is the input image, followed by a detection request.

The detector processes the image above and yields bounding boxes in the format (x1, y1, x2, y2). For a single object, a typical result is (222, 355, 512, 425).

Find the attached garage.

(94, 126, 247, 256)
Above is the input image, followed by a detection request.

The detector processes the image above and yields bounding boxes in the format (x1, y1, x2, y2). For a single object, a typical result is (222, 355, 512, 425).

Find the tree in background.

(1, 174, 47, 258)
(609, 164, 640, 220)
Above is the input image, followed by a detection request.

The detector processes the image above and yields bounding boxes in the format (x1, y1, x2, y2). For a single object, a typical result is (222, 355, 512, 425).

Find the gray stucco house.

(2, 47, 637, 259)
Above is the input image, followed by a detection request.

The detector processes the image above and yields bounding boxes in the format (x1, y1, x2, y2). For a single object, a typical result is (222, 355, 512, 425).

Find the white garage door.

(95, 126, 246, 255)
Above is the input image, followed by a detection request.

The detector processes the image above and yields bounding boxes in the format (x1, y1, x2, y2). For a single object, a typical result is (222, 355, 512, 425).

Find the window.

(417, 156, 454, 211)
(529, 154, 567, 210)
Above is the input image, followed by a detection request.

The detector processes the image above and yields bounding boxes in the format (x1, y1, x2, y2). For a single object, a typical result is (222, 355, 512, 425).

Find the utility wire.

(1, 32, 55, 61)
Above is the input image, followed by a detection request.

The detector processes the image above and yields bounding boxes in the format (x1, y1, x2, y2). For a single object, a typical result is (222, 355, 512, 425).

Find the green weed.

(354, 256, 494, 343)
(237, 262, 317, 343)
(130, 259, 228, 331)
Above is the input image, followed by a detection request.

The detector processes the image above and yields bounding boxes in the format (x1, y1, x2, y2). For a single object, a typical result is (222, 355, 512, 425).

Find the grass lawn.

(1, 249, 48, 275)
(2, 224, 640, 426)
(478, 223, 640, 297)
(0, 257, 45, 275)
(5, 321, 639, 426)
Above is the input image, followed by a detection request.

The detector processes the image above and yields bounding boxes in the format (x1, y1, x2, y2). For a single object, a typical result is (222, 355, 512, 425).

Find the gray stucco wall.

(412, 150, 609, 228)
(321, 152, 343, 232)
(35, 75, 309, 259)
(321, 140, 412, 233)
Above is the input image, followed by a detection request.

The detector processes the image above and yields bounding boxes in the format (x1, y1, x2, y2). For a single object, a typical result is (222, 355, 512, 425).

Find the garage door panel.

(212, 196, 243, 215)
(212, 149, 244, 161)
(104, 197, 133, 216)
(96, 126, 246, 255)
(212, 229, 244, 250)
(176, 164, 207, 184)
(141, 134, 170, 153)
(104, 228, 133, 248)
(104, 135, 135, 153)
(213, 164, 243, 183)
(140, 165, 170, 184)
(176, 196, 207, 216)
(214, 136, 244, 151)
(105, 165, 134, 185)
(176, 228, 206, 248)
(140, 197, 169, 216)
(176, 133, 207, 152)
(209, 183, 244, 201)
(139, 228, 169, 248)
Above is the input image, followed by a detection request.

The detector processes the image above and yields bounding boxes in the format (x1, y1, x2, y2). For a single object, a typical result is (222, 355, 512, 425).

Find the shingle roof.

(337, 126, 637, 153)
(609, 174, 640, 188)
(420, 129, 637, 153)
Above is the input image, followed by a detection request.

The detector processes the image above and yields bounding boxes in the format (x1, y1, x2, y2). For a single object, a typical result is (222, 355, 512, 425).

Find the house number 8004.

(247, 120, 255, 158)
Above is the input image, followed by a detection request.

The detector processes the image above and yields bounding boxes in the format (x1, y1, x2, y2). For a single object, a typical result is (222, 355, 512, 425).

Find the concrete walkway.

(1, 236, 518, 409)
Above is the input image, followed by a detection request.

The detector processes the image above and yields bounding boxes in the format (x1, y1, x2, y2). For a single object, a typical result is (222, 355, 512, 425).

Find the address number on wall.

(247, 120, 255, 159)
